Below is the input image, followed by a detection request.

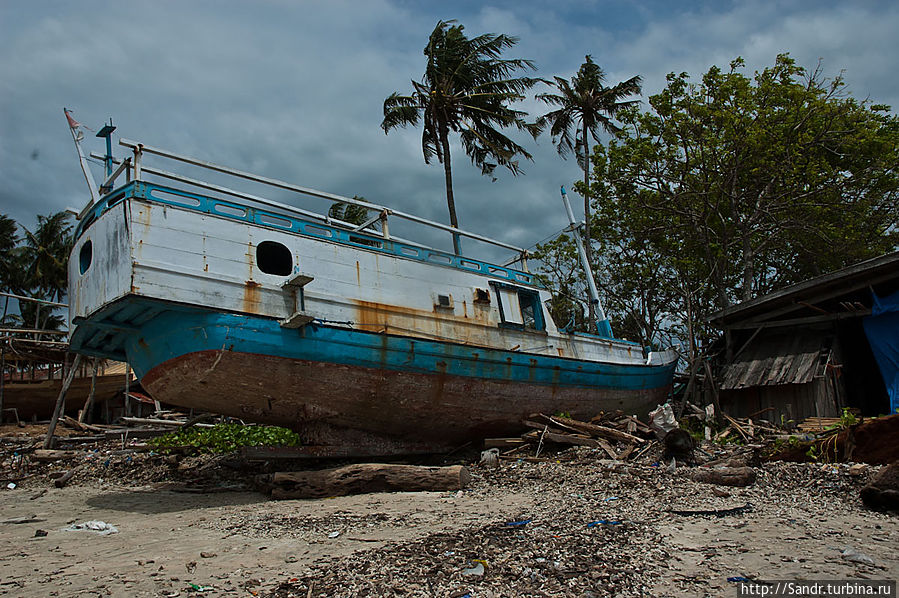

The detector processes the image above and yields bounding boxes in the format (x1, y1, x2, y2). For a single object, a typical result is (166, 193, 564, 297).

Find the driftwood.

(32, 449, 81, 462)
(258, 463, 471, 499)
(669, 503, 752, 517)
(63, 416, 104, 434)
(53, 468, 77, 488)
(692, 466, 757, 487)
(540, 414, 646, 445)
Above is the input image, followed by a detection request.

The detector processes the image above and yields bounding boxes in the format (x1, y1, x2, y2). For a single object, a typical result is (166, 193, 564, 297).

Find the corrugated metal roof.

(719, 333, 827, 390)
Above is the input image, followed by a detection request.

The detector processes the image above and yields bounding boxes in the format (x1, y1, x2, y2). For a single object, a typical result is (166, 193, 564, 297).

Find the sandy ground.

(0, 454, 896, 597)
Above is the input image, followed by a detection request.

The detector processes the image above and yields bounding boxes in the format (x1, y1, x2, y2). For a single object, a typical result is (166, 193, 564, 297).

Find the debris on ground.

(1, 408, 897, 596)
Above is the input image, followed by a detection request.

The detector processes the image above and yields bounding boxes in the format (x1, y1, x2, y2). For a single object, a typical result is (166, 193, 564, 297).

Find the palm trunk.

(582, 122, 595, 323)
(440, 129, 462, 255)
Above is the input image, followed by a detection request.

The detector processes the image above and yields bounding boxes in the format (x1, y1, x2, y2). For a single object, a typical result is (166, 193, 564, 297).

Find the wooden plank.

(32, 449, 81, 462)
(540, 414, 646, 444)
(483, 438, 526, 449)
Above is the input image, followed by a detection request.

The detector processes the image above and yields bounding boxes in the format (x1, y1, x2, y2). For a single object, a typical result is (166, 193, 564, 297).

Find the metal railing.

(87, 139, 529, 262)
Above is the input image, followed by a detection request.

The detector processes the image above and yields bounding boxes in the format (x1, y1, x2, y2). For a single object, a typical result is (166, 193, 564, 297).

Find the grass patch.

(147, 423, 302, 454)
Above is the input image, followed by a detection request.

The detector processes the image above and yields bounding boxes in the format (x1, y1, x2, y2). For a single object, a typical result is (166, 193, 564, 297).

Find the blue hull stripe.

(72, 298, 676, 392)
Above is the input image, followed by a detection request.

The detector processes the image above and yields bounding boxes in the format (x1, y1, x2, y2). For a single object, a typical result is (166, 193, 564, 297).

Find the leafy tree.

(382, 20, 541, 254)
(328, 196, 374, 227)
(538, 54, 899, 358)
(536, 56, 641, 321)
(0, 214, 22, 325)
(21, 211, 74, 331)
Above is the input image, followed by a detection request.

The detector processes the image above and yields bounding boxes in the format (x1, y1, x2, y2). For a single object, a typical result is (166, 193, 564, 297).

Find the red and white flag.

(64, 108, 81, 130)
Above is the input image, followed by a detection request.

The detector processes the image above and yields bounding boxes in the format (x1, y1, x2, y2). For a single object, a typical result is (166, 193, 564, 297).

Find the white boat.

(66, 123, 676, 455)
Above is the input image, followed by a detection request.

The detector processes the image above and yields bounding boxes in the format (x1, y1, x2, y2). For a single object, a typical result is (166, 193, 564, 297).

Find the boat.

(64, 117, 677, 455)
(1, 362, 131, 421)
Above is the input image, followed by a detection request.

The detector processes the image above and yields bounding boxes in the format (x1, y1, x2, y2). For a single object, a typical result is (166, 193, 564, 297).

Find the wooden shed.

(709, 252, 899, 422)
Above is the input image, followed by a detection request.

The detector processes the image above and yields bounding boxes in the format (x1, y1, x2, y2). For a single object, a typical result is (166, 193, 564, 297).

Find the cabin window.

(493, 283, 545, 331)
(256, 241, 293, 276)
(434, 293, 454, 310)
(79, 240, 92, 274)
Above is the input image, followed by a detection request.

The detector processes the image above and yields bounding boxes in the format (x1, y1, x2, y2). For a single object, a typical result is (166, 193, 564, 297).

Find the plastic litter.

(64, 520, 119, 535)
(840, 547, 875, 566)
(479, 448, 500, 468)
(187, 582, 213, 592)
(5, 483, 15, 490)
(461, 563, 485, 576)
(505, 519, 531, 527)
(602, 496, 620, 502)
(587, 519, 622, 527)
(648, 403, 678, 438)
(327, 531, 340, 538)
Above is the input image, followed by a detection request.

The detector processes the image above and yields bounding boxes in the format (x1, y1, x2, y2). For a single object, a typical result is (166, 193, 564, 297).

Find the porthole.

(256, 241, 292, 276)
(79, 240, 92, 274)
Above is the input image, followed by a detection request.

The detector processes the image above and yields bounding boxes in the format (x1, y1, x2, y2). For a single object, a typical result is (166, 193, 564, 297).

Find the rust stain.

(462, 300, 468, 318)
(353, 298, 490, 347)
(246, 241, 255, 281)
(356, 261, 361, 286)
(243, 280, 262, 314)
(528, 358, 538, 381)
(557, 347, 564, 357)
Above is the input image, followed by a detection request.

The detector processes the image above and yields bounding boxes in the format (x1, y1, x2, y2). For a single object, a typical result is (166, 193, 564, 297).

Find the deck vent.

(436, 294, 453, 309)
(79, 240, 92, 274)
(256, 241, 293, 276)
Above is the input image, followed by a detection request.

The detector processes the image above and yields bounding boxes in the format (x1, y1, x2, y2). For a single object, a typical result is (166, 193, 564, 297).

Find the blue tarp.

(863, 289, 899, 414)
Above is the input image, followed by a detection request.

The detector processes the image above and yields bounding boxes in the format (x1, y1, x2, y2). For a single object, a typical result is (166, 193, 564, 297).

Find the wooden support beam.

(44, 353, 82, 449)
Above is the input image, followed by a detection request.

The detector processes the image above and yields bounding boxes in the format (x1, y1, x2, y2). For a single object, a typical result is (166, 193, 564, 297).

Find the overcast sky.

(2, 0, 898, 261)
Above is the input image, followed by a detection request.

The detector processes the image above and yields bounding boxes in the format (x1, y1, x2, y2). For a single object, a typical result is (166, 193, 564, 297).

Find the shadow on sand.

(86, 487, 267, 514)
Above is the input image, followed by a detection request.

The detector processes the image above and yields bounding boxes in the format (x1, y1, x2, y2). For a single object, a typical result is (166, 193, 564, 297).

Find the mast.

(64, 108, 100, 205)
(560, 186, 612, 337)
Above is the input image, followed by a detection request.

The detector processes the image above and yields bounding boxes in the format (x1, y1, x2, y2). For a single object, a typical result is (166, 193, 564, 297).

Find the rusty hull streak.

(354, 298, 491, 346)
(243, 280, 262, 314)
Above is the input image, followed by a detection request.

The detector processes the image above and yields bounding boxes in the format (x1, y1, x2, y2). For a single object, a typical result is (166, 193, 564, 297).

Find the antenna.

(96, 119, 117, 192)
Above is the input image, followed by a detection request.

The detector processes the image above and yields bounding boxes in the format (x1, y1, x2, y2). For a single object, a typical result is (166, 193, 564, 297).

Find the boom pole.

(560, 186, 612, 337)
(64, 108, 100, 205)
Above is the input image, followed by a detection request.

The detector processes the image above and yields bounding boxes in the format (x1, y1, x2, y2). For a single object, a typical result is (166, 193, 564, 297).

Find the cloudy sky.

(2, 0, 898, 262)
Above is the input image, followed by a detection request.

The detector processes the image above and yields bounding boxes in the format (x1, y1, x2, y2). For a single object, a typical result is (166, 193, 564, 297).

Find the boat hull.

(100, 301, 677, 451)
(0, 375, 125, 421)
(141, 348, 671, 449)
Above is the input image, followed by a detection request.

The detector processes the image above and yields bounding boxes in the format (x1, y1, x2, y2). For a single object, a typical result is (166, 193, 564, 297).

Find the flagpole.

(64, 108, 100, 206)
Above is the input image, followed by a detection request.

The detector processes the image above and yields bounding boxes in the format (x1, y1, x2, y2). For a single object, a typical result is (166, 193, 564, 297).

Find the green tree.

(536, 56, 641, 321)
(539, 54, 899, 357)
(382, 20, 540, 254)
(328, 196, 373, 227)
(21, 211, 74, 332)
(0, 214, 22, 325)
(0, 215, 19, 292)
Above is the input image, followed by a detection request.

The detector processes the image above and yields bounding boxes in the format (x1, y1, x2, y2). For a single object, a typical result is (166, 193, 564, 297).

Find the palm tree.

(382, 20, 541, 254)
(0, 215, 19, 285)
(0, 214, 21, 326)
(537, 56, 641, 321)
(22, 212, 74, 332)
(328, 196, 373, 227)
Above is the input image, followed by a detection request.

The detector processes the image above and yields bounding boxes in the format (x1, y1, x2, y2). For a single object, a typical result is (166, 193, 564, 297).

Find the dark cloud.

(1, 1, 897, 261)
